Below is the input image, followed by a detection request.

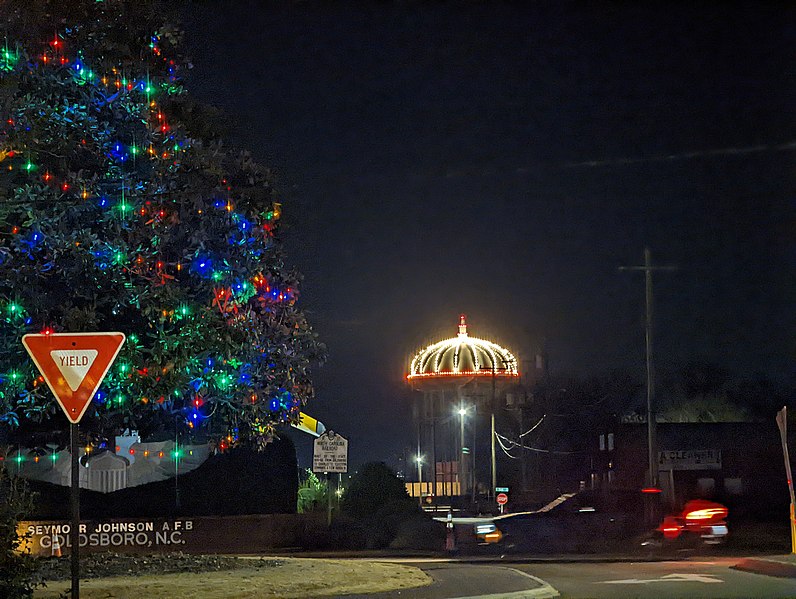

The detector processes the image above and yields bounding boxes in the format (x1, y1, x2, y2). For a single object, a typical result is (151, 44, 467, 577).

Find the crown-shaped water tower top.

(407, 315, 519, 381)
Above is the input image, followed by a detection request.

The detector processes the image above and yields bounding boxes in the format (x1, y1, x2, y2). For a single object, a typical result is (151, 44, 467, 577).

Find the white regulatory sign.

(313, 431, 348, 473)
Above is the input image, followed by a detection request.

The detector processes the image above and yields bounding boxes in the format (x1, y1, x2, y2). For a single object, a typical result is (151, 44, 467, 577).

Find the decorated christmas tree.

(0, 0, 324, 450)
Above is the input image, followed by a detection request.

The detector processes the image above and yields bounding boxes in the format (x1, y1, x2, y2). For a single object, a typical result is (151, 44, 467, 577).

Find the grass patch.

(34, 557, 432, 598)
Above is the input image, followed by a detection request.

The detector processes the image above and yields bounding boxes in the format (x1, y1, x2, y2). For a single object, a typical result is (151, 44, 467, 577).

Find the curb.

(452, 568, 559, 599)
(733, 557, 796, 579)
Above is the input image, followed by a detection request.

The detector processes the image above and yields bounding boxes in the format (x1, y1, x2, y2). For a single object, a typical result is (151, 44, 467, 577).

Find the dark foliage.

(0, 469, 40, 598)
(340, 462, 419, 549)
(27, 436, 298, 519)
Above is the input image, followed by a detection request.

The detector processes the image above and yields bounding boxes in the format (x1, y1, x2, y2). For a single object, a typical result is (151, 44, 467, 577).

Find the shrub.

(297, 469, 328, 514)
(341, 462, 420, 549)
(0, 469, 39, 598)
(341, 462, 415, 519)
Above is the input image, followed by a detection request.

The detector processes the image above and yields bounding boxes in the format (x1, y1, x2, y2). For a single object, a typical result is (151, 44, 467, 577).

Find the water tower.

(406, 315, 520, 503)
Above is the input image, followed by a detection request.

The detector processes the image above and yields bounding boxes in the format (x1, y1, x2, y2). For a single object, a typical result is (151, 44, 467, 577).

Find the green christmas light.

(215, 372, 232, 389)
(1, 47, 18, 72)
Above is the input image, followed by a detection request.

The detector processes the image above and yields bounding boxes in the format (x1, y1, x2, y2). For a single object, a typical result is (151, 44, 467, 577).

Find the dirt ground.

(34, 556, 432, 599)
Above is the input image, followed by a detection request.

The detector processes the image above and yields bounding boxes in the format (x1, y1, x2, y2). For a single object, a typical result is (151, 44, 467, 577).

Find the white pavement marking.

(600, 573, 723, 584)
(453, 568, 560, 599)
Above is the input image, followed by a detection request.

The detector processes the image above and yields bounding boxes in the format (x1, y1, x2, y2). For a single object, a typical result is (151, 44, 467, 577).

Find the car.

(473, 522, 503, 544)
(648, 499, 729, 548)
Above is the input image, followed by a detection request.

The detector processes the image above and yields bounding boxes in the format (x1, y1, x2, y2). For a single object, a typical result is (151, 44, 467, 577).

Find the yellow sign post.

(775, 406, 796, 554)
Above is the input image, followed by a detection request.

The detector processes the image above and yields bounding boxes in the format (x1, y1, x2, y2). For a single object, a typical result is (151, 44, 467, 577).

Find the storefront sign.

(658, 449, 721, 471)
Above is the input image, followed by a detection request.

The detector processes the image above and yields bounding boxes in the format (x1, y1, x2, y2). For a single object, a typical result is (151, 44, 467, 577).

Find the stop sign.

(496, 492, 508, 505)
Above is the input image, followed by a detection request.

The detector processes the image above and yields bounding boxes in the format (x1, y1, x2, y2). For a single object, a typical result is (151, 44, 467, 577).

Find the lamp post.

(471, 404, 477, 504)
(458, 405, 467, 499)
(415, 455, 423, 507)
(491, 364, 497, 500)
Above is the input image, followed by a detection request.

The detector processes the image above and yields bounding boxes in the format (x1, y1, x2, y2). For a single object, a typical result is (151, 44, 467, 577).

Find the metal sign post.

(496, 492, 508, 514)
(69, 422, 79, 594)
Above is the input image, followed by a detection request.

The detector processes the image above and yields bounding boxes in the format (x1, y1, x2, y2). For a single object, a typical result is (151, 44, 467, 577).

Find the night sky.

(185, 2, 795, 469)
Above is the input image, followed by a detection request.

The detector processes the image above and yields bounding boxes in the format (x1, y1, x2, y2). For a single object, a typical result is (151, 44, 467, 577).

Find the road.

(513, 558, 796, 598)
(350, 557, 796, 598)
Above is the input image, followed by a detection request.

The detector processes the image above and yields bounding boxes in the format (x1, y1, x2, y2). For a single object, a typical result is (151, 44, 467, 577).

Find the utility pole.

(620, 248, 676, 498)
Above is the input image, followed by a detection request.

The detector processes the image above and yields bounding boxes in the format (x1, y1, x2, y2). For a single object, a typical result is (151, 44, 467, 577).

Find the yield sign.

(22, 332, 125, 423)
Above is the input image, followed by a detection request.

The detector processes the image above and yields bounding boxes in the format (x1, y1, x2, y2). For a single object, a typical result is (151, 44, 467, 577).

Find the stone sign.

(19, 514, 312, 557)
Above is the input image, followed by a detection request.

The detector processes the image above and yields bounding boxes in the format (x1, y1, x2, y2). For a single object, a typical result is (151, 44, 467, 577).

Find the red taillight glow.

(684, 507, 728, 521)
(659, 517, 683, 539)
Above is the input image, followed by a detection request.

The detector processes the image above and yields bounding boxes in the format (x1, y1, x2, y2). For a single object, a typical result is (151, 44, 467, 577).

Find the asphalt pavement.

(282, 551, 796, 599)
(332, 552, 796, 599)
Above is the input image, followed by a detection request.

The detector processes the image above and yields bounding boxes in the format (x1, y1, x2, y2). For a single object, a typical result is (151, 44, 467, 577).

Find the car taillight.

(658, 517, 683, 539)
(684, 507, 728, 521)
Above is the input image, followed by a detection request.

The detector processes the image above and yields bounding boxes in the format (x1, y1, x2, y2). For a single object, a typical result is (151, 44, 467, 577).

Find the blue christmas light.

(109, 142, 128, 162)
(191, 254, 213, 278)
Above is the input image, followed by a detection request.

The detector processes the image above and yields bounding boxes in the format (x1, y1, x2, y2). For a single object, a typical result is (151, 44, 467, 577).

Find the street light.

(457, 405, 467, 501)
(415, 455, 424, 507)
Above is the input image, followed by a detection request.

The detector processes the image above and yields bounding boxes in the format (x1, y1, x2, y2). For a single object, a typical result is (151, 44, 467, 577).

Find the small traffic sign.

(22, 332, 125, 423)
(496, 492, 508, 505)
(495, 486, 509, 493)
